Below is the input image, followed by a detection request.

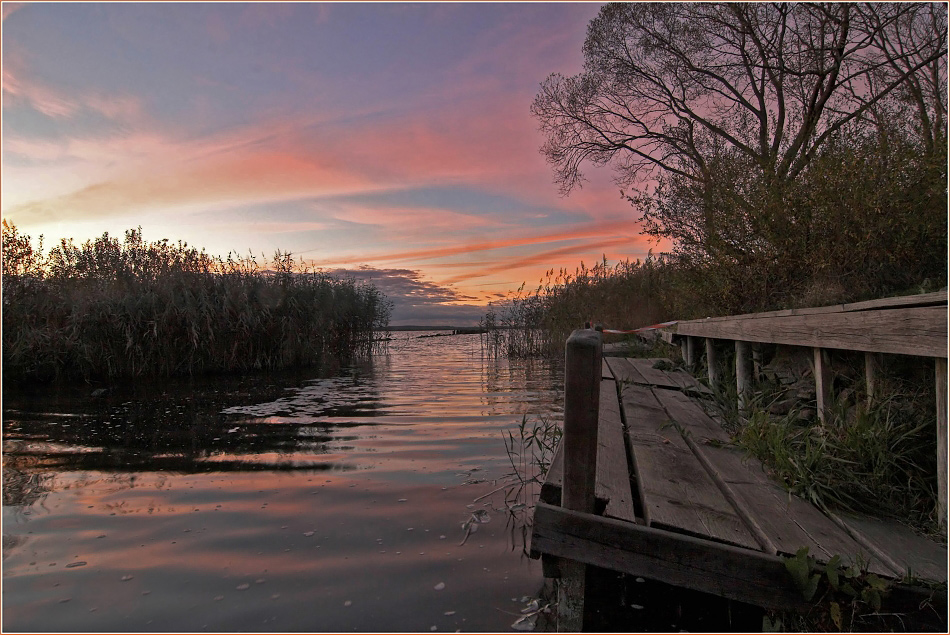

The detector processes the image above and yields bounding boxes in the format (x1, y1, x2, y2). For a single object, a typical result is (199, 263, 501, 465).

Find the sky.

(2, 1, 662, 325)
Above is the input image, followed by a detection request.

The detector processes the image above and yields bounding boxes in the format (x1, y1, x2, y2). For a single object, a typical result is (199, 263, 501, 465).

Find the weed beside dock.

(2, 222, 391, 382)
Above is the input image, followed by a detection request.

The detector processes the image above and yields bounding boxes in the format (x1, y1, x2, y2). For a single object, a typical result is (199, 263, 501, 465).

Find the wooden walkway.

(532, 354, 948, 620)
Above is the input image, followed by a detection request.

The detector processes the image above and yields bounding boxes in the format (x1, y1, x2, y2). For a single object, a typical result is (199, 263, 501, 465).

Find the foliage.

(2, 221, 392, 382)
(777, 547, 895, 632)
(712, 371, 939, 534)
(534, 2, 947, 197)
(632, 124, 948, 315)
(482, 255, 679, 358)
(531, 2, 948, 317)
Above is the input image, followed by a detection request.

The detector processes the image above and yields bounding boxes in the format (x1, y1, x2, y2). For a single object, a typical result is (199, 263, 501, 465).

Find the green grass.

(709, 369, 940, 536)
(2, 222, 391, 382)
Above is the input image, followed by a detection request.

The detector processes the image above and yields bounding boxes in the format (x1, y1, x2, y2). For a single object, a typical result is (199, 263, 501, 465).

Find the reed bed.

(2, 222, 391, 382)
(481, 254, 678, 358)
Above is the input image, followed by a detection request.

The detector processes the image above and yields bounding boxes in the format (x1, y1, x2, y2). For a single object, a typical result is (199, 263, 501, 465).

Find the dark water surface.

(2, 333, 564, 632)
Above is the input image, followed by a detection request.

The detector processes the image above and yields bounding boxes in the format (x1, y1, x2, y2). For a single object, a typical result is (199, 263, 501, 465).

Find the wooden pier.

(530, 292, 948, 630)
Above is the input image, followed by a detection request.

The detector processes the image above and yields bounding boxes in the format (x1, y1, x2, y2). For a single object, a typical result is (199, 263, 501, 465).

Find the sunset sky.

(2, 2, 662, 325)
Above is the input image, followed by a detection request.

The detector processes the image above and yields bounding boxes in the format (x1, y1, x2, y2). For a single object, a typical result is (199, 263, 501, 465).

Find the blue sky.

(2, 2, 660, 325)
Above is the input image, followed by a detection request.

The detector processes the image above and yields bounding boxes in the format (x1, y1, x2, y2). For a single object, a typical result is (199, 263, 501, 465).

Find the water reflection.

(2, 333, 563, 632)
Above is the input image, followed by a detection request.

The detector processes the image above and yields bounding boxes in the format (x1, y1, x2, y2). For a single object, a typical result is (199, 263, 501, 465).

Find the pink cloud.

(306, 219, 645, 267)
(439, 235, 650, 286)
(2, 64, 145, 122)
(1, 3, 24, 23)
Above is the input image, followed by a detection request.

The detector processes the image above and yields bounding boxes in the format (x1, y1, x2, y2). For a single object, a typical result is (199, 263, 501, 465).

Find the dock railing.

(660, 291, 949, 532)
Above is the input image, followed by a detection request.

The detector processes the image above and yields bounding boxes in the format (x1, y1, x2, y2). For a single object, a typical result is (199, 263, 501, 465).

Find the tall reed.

(482, 254, 678, 358)
(2, 222, 391, 382)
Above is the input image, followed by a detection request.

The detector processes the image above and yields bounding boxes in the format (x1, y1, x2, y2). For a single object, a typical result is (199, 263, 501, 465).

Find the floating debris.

(120, 575, 134, 581)
(344, 600, 352, 607)
(459, 509, 491, 546)
(443, 611, 456, 616)
(303, 531, 315, 537)
(65, 561, 87, 568)
(236, 583, 250, 590)
(434, 582, 445, 591)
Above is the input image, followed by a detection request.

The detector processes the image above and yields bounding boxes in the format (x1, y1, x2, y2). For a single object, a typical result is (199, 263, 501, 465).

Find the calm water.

(2, 333, 564, 632)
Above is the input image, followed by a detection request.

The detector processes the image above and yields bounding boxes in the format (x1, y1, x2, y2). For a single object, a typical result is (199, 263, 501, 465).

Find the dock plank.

(652, 388, 898, 576)
(831, 512, 949, 583)
(605, 357, 648, 385)
(673, 305, 947, 358)
(621, 384, 759, 549)
(596, 379, 637, 523)
(541, 379, 636, 523)
(629, 358, 681, 390)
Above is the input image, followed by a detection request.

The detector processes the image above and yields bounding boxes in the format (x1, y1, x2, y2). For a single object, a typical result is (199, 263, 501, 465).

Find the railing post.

(558, 328, 602, 632)
(735, 340, 752, 411)
(864, 352, 881, 407)
(706, 338, 718, 390)
(682, 336, 697, 371)
(814, 347, 832, 424)
(936, 358, 947, 536)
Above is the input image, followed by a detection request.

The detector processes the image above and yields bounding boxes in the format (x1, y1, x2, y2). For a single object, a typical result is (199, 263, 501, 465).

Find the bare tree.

(533, 3, 948, 197)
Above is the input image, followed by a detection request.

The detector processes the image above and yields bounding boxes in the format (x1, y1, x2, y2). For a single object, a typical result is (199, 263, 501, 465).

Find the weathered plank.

(632, 358, 682, 390)
(609, 356, 711, 395)
(602, 357, 614, 380)
(541, 380, 637, 523)
(841, 291, 948, 313)
(674, 291, 948, 324)
(621, 384, 760, 549)
(595, 379, 636, 523)
(531, 502, 809, 612)
(830, 512, 948, 583)
(604, 356, 648, 385)
(673, 305, 947, 358)
(652, 388, 896, 576)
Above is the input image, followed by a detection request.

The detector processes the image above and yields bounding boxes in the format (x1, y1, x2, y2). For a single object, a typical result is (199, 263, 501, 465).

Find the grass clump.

(2, 221, 391, 382)
(717, 378, 939, 535)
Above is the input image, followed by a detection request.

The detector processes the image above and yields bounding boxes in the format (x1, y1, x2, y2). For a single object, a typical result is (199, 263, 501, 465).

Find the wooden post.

(936, 358, 947, 535)
(558, 328, 602, 631)
(706, 338, 718, 391)
(864, 352, 881, 407)
(735, 340, 752, 411)
(683, 336, 697, 370)
(814, 348, 832, 424)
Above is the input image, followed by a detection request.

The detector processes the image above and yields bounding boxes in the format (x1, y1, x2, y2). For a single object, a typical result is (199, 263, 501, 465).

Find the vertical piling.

(735, 341, 752, 411)
(814, 348, 832, 424)
(558, 328, 602, 632)
(864, 352, 881, 407)
(706, 338, 718, 390)
(936, 358, 947, 535)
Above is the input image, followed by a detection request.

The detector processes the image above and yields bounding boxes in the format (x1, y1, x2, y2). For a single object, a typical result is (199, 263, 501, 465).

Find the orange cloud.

(306, 219, 643, 266)
(439, 235, 649, 286)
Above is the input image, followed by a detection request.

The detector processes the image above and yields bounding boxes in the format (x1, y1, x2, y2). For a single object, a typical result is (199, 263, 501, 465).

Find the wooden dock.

(531, 294, 948, 630)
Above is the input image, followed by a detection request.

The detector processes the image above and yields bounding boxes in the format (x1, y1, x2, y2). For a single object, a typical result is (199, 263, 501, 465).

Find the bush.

(2, 222, 391, 382)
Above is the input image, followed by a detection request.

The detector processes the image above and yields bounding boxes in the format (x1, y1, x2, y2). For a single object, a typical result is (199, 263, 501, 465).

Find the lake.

(2, 332, 564, 632)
